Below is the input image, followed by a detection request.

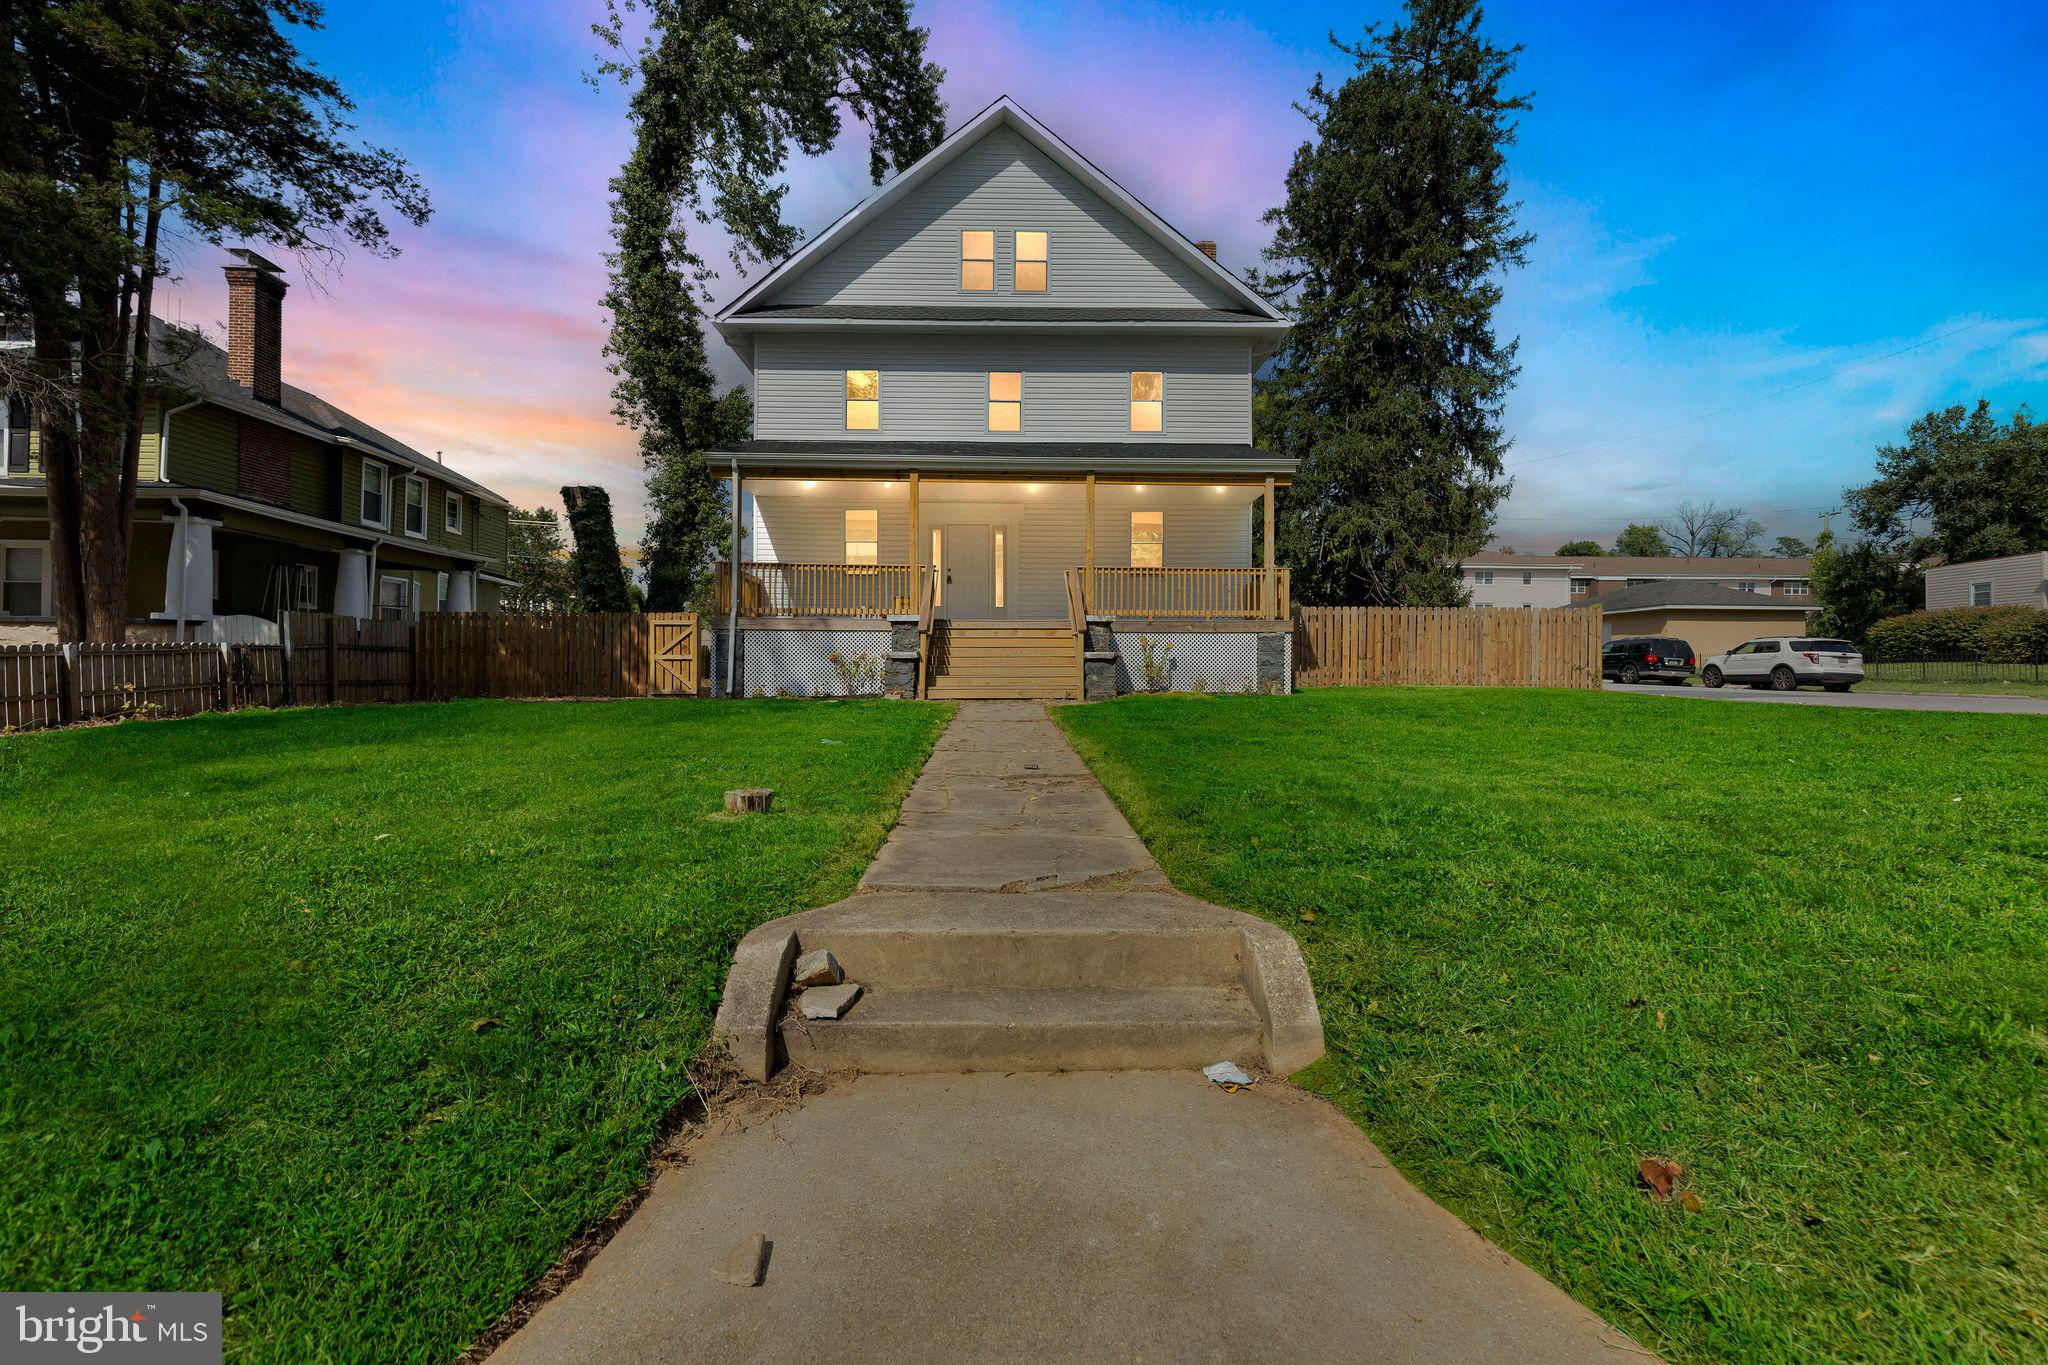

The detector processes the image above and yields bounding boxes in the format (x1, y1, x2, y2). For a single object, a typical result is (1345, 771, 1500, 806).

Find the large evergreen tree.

(561, 485, 632, 612)
(1255, 0, 1530, 606)
(595, 0, 945, 609)
(1, 0, 428, 640)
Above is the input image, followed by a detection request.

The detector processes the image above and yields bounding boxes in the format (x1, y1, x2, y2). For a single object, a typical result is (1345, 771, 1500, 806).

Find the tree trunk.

(77, 273, 132, 642)
(32, 298, 90, 643)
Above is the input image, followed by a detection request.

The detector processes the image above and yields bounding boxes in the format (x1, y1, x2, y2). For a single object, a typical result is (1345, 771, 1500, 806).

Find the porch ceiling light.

(1025, 483, 1040, 493)
(803, 480, 818, 490)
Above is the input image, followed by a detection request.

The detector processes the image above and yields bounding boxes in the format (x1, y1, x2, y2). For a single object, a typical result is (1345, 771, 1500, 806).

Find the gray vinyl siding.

(762, 128, 1238, 311)
(1923, 552, 2048, 609)
(754, 333, 1253, 443)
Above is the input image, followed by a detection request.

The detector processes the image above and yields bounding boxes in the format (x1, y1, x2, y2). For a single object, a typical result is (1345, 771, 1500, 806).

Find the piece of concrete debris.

(724, 787, 775, 814)
(1203, 1061, 1255, 1088)
(791, 948, 845, 989)
(800, 982, 863, 1020)
(713, 1233, 769, 1287)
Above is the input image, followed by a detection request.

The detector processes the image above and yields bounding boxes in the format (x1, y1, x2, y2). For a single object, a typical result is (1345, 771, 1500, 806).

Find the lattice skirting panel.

(1113, 632, 1287, 695)
(711, 628, 893, 698)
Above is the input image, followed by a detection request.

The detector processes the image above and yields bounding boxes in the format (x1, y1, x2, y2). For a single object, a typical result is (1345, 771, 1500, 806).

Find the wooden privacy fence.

(1294, 605, 1603, 689)
(1, 611, 703, 735)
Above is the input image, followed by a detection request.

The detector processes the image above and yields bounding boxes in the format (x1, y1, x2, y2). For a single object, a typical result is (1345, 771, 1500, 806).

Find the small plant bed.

(0, 698, 949, 1361)
(1055, 688, 2047, 1363)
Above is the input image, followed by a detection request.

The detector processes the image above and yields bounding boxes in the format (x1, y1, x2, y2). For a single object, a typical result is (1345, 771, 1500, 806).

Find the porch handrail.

(916, 566, 935, 699)
(716, 561, 916, 617)
(1081, 566, 1286, 620)
(1065, 568, 1088, 696)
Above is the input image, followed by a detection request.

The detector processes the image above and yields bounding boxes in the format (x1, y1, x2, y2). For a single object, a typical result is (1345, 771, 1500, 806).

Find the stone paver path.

(492, 703, 1655, 1364)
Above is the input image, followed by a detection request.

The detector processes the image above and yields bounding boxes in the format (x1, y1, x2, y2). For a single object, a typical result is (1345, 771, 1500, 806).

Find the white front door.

(943, 523, 994, 619)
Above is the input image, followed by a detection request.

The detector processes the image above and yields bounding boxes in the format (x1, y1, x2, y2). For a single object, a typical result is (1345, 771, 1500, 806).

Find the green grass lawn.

(1857, 678, 2048, 700)
(1055, 689, 2046, 1364)
(0, 698, 949, 1361)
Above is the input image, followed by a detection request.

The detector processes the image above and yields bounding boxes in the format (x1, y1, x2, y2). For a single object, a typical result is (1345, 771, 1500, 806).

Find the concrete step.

(792, 892, 1246, 988)
(780, 985, 1264, 1073)
(927, 686, 1080, 700)
(931, 665, 1078, 680)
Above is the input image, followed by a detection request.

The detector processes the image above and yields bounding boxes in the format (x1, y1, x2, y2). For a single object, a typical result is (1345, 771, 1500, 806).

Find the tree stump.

(724, 787, 775, 814)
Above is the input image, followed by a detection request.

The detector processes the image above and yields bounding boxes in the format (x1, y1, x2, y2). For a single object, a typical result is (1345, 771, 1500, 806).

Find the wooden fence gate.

(648, 613, 700, 696)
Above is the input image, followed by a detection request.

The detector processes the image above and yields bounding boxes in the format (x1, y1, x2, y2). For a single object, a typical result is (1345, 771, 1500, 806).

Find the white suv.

(1700, 637, 1863, 692)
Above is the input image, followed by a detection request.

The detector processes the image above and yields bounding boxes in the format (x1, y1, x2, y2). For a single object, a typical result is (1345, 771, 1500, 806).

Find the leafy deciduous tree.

(505, 505, 574, 613)
(594, 0, 945, 609)
(1846, 401, 2046, 564)
(1659, 500, 1763, 557)
(1611, 523, 1669, 557)
(1772, 535, 1813, 558)
(1254, 0, 1530, 606)
(1555, 539, 1604, 556)
(561, 485, 631, 612)
(1, 0, 428, 640)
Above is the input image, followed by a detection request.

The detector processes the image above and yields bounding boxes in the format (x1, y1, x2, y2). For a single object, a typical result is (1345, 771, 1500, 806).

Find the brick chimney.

(1194, 240, 1219, 261)
(223, 249, 287, 404)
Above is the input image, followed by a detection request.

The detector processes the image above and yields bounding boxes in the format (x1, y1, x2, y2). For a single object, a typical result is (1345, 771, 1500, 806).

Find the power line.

(1504, 315, 2007, 470)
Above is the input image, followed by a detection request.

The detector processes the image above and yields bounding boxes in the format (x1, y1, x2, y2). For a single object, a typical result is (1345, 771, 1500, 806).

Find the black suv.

(1602, 636, 1697, 685)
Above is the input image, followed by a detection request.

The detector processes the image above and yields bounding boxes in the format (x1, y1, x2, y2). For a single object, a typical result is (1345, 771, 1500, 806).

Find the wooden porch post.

(1083, 474, 1096, 611)
(1263, 475, 1277, 619)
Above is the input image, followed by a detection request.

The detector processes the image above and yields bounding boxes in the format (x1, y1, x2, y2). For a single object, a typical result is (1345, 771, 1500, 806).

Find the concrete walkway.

(493, 703, 1651, 1363)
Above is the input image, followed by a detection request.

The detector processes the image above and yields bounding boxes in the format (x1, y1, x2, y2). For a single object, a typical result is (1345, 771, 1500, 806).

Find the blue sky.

(157, 0, 2048, 544)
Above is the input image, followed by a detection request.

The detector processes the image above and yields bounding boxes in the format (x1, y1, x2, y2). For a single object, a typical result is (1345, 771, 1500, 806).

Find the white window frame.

(377, 573, 412, 622)
(444, 492, 463, 535)
(844, 509, 879, 566)
(1129, 372, 1163, 433)
(1571, 578, 1590, 597)
(1782, 579, 1809, 596)
(845, 369, 879, 431)
(1969, 580, 1992, 607)
(1013, 231, 1048, 292)
(959, 230, 995, 292)
(2, 394, 30, 477)
(2, 538, 51, 618)
(290, 564, 320, 611)
(1474, 570, 1495, 585)
(359, 458, 389, 529)
(1130, 510, 1163, 569)
(402, 475, 428, 539)
(1735, 581, 1757, 593)
(435, 570, 451, 612)
(987, 371, 1021, 432)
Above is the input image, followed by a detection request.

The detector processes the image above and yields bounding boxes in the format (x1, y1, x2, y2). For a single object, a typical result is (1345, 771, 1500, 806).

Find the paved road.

(1604, 681, 2048, 716)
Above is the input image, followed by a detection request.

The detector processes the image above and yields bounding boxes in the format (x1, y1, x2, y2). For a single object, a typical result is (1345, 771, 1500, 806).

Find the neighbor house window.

(1783, 579, 1809, 596)
(844, 509, 879, 565)
(1522, 570, 1534, 585)
(1130, 511, 1163, 568)
(436, 571, 450, 611)
(2, 395, 28, 475)
(290, 564, 319, 611)
(1571, 578, 1591, 596)
(360, 459, 388, 528)
(1735, 581, 1757, 593)
(987, 372, 1021, 431)
(1129, 372, 1162, 432)
(1473, 570, 1495, 585)
(3, 543, 46, 617)
(444, 492, 463, 535)
(994, 528, 1006, 608)
(377, 574, 411, 622)
(1013, 231, 1047, 291)
(960, 231, 995, 291)
(845, 369, 879, 430)
(1970, 580, 1993, 607)
(403, 476, 428, 537)
(1625, 577, 1658, 587)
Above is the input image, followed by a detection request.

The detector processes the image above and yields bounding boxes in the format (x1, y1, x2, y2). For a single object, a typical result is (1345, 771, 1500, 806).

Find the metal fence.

(1861, 653, 2047, 686)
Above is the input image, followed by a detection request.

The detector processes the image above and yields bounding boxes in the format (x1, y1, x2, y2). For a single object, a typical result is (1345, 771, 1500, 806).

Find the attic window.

(1014, 232, 1047, 291)
(1129, 372, 1163, 432)
(845, 370, 879, 430)
(987, 372, 1021, 431)
(960, 231, 995, 291)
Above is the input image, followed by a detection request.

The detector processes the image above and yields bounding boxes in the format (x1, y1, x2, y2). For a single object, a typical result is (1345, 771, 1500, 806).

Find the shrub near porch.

(1055, 689, 2048, 1364)
(0, 698, 949, 1362)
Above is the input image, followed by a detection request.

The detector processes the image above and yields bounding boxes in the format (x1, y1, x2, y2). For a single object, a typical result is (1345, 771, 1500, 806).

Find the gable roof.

(152, 319, 508, 507)
(716, 97, 1286, 326)
(1594, 580, 1817, 614)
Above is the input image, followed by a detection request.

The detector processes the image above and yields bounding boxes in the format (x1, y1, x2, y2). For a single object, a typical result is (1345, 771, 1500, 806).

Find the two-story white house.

(704, 98, 1294, 700)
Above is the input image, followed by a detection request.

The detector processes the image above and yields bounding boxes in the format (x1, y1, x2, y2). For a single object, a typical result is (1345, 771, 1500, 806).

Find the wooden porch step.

(927, 685, 1081, 700)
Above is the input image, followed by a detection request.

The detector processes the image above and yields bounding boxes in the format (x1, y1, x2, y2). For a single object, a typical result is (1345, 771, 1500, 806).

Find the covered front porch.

(713, 473, 1289, 624)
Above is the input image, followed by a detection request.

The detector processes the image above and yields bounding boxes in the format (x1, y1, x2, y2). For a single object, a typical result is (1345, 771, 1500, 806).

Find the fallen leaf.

(1681, 1190, 1704, 1213)
(1639, 1155, 1683, 1200)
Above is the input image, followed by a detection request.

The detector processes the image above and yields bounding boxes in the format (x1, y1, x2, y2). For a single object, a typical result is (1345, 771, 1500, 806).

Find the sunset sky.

(156, 0, 2048, 547)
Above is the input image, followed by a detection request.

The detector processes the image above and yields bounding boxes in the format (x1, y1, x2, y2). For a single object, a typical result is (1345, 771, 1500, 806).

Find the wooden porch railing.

(716, 562, 917, 617)
(1065, 568, 1088, 696)
(1082, 566, 1290, 619)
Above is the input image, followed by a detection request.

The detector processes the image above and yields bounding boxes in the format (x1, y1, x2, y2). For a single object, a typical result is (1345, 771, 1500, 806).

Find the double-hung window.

(1970, 580, 1993, 607)
(1734, 581, 1757, 593)
(377, 574, 411, 622)
(403, 476, 428, 538)
(1013, 232, 1047, 291)
(845, 370, 879, 430)
(444, 492, 464, 535)
(1473, 570, 1495, 586)
(3, 542, 46, 617)
(1130, 511, 1163, 568)
(2, 395, 29, 475)
(360, 459, 389, 528)
(1571, 578, 1591, 597)
(290, 564, 320, 611)
(1129, 372, 1163, 432)
(436, 571, 451, 611)
(987, 372, 1021, 431)
(960, 231, 995, 291)
(844, 509, 879, 566)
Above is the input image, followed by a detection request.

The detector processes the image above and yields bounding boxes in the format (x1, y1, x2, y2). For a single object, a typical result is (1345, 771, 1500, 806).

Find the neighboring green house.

(1, 251, 513, 641)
